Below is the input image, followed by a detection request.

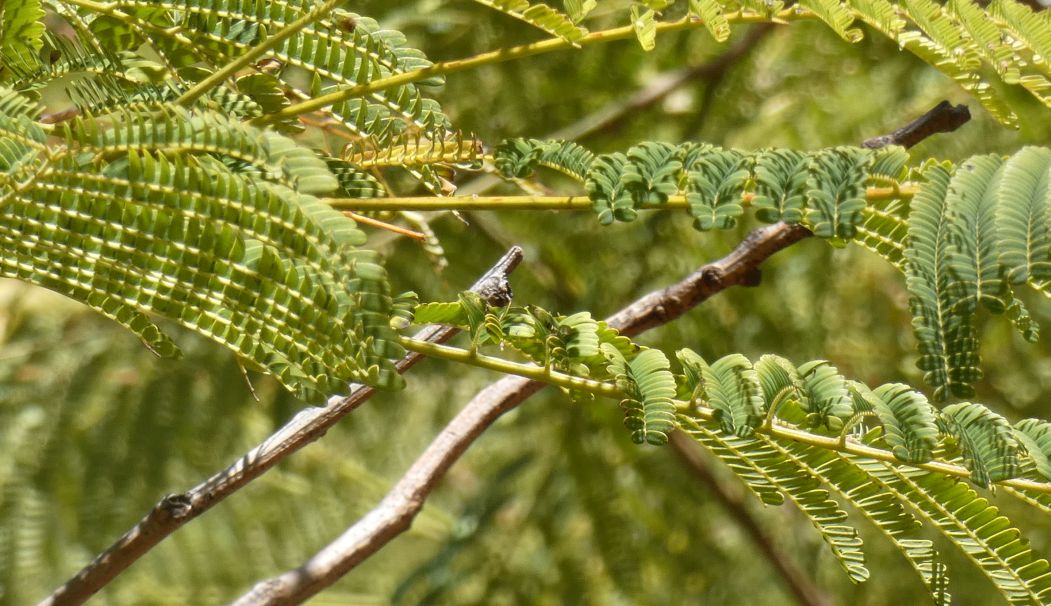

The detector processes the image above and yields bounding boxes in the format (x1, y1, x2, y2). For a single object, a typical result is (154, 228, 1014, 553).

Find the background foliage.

(3, 1, 1051, 604)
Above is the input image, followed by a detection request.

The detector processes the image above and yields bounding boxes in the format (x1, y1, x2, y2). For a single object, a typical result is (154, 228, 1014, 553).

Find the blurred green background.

(3, 2, 1051, 604)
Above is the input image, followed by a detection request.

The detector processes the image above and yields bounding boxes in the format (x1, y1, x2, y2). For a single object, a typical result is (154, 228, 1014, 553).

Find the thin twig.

(228, 222, 818, 605)
(37, 247, 524, 606)
(229, 100, 972, 605)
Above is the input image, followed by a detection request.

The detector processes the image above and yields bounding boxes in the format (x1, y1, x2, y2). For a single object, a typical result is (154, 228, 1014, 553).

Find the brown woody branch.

(228, 223, 822, 605)
(229, 100, 971, 605)
(38, 248, 524, 606)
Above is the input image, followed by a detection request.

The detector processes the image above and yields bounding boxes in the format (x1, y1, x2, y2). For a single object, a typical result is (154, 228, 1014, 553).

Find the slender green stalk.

(401, 336, 1051, 495)
(398, 336, 621, 397)
(252, 11, 811, 125)
(323, 186, 915, 212)
(177, 0, 343, 106)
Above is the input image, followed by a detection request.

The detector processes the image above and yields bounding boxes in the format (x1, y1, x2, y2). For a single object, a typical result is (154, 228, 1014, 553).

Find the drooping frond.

(863, 460, 1051, 604)
(680, 419, 871, 583)
(0, 90, 403, 401)
(0, 0, 45, 70)
(667, 352, 1051, 604)
(904, 162, 982, 401)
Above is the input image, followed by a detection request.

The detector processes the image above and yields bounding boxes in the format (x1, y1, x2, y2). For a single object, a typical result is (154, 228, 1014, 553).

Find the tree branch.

(38, 248, 524, 606)
(229, 99, 973, 605)
(228, 220, 822, 605)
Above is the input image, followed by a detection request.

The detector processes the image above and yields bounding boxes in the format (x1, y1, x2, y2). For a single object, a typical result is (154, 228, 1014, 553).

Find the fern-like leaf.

(805, 147, 870, 245)
(678, 350, 764, 437)
(603, 345, 677, 445)
(752, 148, 808, 224)
(473, 0, 586, 43)
(586, 153, 636, 224)
(851, 382, 938, 464)
(1014, 419, 1051, 482)
(997, 146, 1051, 286)
(940, 402, 1020, 487)
(684, 147, 749, 231)
(905, 162, 981, 400)
(0, 0, 45, 70)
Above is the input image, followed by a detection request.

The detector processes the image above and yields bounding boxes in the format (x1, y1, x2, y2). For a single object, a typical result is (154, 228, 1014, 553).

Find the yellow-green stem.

(324, 186, 915, 212)
(403, 336, 1051, 495)
(253, 11, 811, 125)
(398, 336, 621, 397)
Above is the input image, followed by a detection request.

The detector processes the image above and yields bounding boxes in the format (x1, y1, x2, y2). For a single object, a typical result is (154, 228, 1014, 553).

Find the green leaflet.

(603, 345, 677, 445)
(1014, 419, 1051, 482)
(688, 0, 731, 42)
(855, 204, 909, 270)
(677, 350, 764, 437)
(940, 402, 1020, 487)
(946, 154, 1011, 313)
(495, 139, 1051, 399)
(797, 0, 863, 43)
(324, 158, 386, 198)
(586, 153, 636, 224)
(622, 141, 682, 205)
(88, 4, 451, 145)
(473, 0, 586, 43)
(996, 146, 1051, 286)
(805, 147, 871, 245)
(796, 360, 854, 431)
(869, 145, 910, 180)
(563, 0, 597, 22)
(758, 438, 872, 584)
(679, 417, 785, 505)
(498, 138, 904, 237)
(850, 0, 907, 37)
(752, 148, 808, 224)
(494, 138, 547, 179)
(67, 105, 339, 194)
(851, 382, 938, 464)
(866, 462, 1051, 604)
(905, 162, 981, 400)
(678, 353, 1051, 602)
(780, 440, 950, 596)
(683, 417, 869, 583)
(629, 5, 657, 52)
(685, 147, 749, 231)
(0, 0, 45, 70)
(988, 0, 1051, 94)
(0, 91, 404, 401)
(898, 0, 1018, 126)
(494, 138, 594, 182)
